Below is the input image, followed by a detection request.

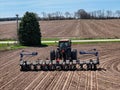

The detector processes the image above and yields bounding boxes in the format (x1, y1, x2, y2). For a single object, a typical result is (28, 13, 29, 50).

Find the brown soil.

(0, 43, 120, 90)
(0, 20, 120, 40)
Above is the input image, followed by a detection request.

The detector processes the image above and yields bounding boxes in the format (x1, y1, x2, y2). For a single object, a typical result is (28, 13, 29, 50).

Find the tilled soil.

(0, 43, 120, 90)
(0, 20, 120, 39)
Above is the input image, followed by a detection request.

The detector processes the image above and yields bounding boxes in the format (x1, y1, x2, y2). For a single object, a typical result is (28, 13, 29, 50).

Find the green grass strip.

(0, 43, 26, 51)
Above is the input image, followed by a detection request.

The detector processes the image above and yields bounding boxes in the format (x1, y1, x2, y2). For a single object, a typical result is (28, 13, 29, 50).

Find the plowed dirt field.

(0, 20, 120, 39)
(0, 43, 120, 90)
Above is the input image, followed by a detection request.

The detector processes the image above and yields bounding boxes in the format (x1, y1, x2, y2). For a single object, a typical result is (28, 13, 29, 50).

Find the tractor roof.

(59, 39, 70, 42)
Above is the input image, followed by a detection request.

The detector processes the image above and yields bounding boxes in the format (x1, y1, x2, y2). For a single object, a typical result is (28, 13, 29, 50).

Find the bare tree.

(47, 13, 53, 20)
(97, 10, 105, 19)
(74, 12, 78, 19)
(41, 12, 47, 19)
(106, 10, 112, 18)
(90, 11, 97, 19)
(116, 10, 120, 18)
(76, 9, 90, 19)
(65, 12, 71, 19)
(55, 11, 63, 19)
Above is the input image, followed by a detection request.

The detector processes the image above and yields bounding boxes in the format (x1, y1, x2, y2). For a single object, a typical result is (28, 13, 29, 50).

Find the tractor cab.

(50, 39, 77, 61)
(58, 39, 71, 51)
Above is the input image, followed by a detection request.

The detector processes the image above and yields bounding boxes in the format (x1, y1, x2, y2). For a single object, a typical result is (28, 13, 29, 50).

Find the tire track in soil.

(0, 58, 19, 71)
(84, 71, 88, 90)
(99, 49, 120, 66)
(24, 71, 44, 90)
(95, 21, 114, 37)
(96, 20, 120, 38)
(0, 50, 19, 67)
(90, 71, 92, 90)
(52, 71, 70, 90)
(79, 21, 91, 38)
(84, 21, 98, 37)
(77, 71, 86, 90)
(0, 67, 21, 87)
(108, 58, 120, 75)
(99, 61, 120, 89)
(63, 71, 74, 90)
(13, 72, 41, 90)
(52, 72, 65, 90)
(56, 21, 75, 37)
(34, 71, 58, 90)
(0, 72, 23, 90)
(33, 72, 51, 90)
(45, 71, 63, 90)
(45, 71, 62, 90)
(68, 71, 80, 90)
(100, 53, 120, 63)
(62, 71, 74, 90)
(96, 71, 98, 90)
(24, 71, 45, 90)
(97, 53, 120, 90)
(67, 21, 79, 37)
(88, 21, 105, 37)
(0, 58, 21, 87)
(92, 71, 98, 90)
(42, 20, 68, 37)
(0, 50, 19, 60)
(76, 69, 98, 90)
(112, 59, 120, 74)
(0, 52, 20, 75)
(1, 72, 39, 90)
(99, 58, 120, 82)
(97, 78, 120, 90)
(76, 71, 82, 90)
(99, 56, 120, 75)
(75, 20, 80, 37)
(85, 70, 98, 90)
(85, 71, 90, 90)
(111, 58, 120, 73)
(104, 20, 120, 29)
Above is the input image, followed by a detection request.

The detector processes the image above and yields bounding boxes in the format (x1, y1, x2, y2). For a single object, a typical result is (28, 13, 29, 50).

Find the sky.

(0, 0, 120, 18)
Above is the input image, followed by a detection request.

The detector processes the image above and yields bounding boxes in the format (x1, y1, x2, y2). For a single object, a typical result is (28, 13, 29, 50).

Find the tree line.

(41, 9, 120, 20)
(0, 9, 120, 21)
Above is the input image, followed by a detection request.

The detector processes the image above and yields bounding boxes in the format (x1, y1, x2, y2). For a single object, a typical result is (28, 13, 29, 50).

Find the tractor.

(19, 39, 100, 71)
(50, 39, 77, 61)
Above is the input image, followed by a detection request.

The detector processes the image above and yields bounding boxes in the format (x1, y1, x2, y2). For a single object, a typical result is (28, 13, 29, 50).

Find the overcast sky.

(0, 0, 120, 17)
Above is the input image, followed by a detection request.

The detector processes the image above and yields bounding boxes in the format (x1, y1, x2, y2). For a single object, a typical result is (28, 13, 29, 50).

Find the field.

(0, 19, 120, 40)
(0, 43, 120, 90)
(0, 19, 120, 90)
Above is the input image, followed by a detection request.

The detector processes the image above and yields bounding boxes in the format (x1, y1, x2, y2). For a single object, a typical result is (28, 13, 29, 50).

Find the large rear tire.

(56, 50, 60, 59)
(71, 49, 77, 60)
(50, 50, 55, 60)
(93, 64, 97, 71)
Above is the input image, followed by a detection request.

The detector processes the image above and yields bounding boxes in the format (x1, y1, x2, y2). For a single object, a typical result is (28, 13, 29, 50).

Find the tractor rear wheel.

(71, 49, 77, 60)
(56, 50, 60, 59)
(50, 50, 55, 60)
(93, 64, 97, 71)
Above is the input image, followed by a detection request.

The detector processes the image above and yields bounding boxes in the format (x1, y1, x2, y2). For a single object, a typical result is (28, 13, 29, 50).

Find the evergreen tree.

(18, 12, 41, 46)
